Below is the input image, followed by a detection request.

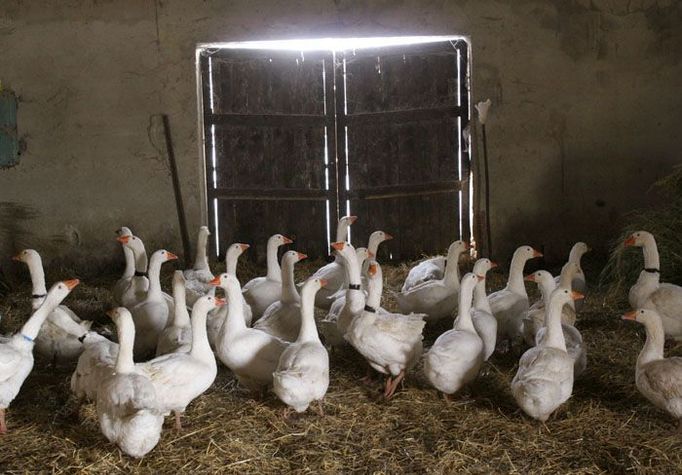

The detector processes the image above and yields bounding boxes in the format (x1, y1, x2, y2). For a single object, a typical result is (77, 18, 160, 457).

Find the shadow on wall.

(0, 201, 39, 290)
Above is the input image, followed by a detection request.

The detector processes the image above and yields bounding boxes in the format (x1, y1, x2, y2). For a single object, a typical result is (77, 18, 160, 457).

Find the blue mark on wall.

(0, 90, 19, 169)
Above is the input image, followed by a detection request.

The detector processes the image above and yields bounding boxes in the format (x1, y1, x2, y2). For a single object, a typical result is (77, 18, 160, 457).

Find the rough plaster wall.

(0, 0, 680, 272)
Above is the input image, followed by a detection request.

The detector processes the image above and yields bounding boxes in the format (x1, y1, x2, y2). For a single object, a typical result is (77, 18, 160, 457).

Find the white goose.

(511, 288, 582, 421)
(623, 308, 682, 431)
(625, 231, 682, 340)
(488, 245, 543, 346)
(310, 216, 357, 309)
(96, 307, 164, 458)
(13, 249, 91, 365)
(207, 243, 252, 349)
(140, 294, 222, 429)
(319, 242, 366, 348)
(424, 273, 484, 399)
(360, 230, 393, 289)
(345, 261, 426, 399)
(401, 240, 468, 292)
(71, 329, 119, 402)
(156, 271, 192, 356)
(522, 269, 576, 346)
(555, 242, 589, 312)
(395, 240, 468, 322)
(118, 234, 174, 313)
(112, 226, 135, 305)
(325, 247, 375, 327)
(243, 234, 294, 319)
(471, 258, 498, 361)
(129, 249, 178, 359)
(0, 279, 79, 433)
(212, 273, 289, 394)
(253, 251, 308, 342)
(184, 226, 216, 307)
(273, 278, 330, 414)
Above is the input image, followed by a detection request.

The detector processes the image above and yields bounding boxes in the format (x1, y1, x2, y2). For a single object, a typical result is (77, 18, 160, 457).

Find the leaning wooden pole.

(157, 114, 192, 263)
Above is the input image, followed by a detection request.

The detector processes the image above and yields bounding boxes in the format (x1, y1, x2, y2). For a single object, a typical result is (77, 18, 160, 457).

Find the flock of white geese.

(1, 219, 682, 458)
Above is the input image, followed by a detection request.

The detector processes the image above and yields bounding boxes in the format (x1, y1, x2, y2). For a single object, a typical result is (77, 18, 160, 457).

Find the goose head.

(571, 241, 590, 257)
(117, 234, 146, 254)
(472, 258, 497, 279)
(12, 249, 41, 266)
(549, 287, 583, 308)
(331, 241, 356, 262)
(302, 277, 327, 296)
(623, 231, 655, 248)
(199, 225, 211, 238)
(106, 306, 133, 324)
(513, 245, 543, 262)
(209, 272, 241, 295)
(335, 216, 358, 242)
(282, 250, 307, 267)
(192, 294, 225, 314)
(152, 249, 179, 264)
(270, 234, 294, 246)
(116, 227, 133, 238)
(461, 272, 483, 294)
(622, 308, 660, 326)
(44, 279, 80, 305)
(226, 242, 249, 260)
(524, 270, 554, 287)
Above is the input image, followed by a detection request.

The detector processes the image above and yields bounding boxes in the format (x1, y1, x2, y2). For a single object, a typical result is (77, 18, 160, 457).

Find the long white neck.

(133, 243, 148, 273)
(473, 279, 492, 314)
(367, 233, 383, 257)
(115, 315, 136, 374)
(642, 239, 660, 270)
(172, 278, 190, 327)
(568, 245, 585, 269)
(336, 220, 349, 242)
(146, 254, 164, 299)
(366, 274, 382, 310)
(638, 316, 665, 368)
(122, 246, 135, 279)
(280, 258, 300, 304)
(542, 297, 567, 351)
(266, 239, 282, 281)
(540, 278, 557, 307)
(342, 251, 362, 287)
(26, 255, 47, 310)
(507, 252, 529, 296)
(454, 281, 476, 332)
(193, 229, 210, 271)
(20, 292, 64, 340)
(225, 249, 240, 276)
(443, 249, 462, 285)
(222, 282, 247, 335)
(297, 284, 321, 343)
(190, 303, 214, 362)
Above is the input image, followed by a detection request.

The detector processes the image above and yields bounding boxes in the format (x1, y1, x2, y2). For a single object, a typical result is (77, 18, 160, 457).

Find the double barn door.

(199, 40, 470, 262)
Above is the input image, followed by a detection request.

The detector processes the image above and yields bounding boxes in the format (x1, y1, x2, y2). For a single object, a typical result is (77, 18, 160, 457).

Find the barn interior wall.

(1, 0, 680, 270)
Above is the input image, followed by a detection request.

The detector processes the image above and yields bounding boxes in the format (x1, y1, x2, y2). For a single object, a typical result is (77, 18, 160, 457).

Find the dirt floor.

(2, 257, 682, 474)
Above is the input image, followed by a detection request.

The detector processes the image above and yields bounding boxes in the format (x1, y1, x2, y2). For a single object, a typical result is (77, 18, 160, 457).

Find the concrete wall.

(1, 0, 681, 271)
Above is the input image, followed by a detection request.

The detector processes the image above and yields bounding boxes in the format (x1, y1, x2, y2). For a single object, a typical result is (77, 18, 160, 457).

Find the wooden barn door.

(338, 41, 470, 261)
(200, 49, 336, 260)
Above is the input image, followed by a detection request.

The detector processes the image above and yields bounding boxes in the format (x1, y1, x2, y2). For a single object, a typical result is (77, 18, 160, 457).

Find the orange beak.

(208, 276, 221, 286)
(117, 235, 130, 244)
(239, 243, 250, 252)
(64, 279, 80, 290)
(476, 275, 485, 282)
(532, 249, 543, 258)
(331, 242, 345, 252)
(524, 274, 536, 282)
(214, 297, 226, 306)
(319, 278, 328, 287)
(11, 254, 21, 261)
(623, 236, 636, 247)
(368, 263, 377, 276)
(368, 250, 375, 258)
(384, 233, 394, 240)
(571, 291, 585, 301)
(622, 310, 637, 321)
(297, 252, 308, 261)
(106, 308, 116, 319)
(166, 251, 178, 261)
(282, 236, 293, 244)
(490, 261, 498, 269)
(347, 216, 358, 224)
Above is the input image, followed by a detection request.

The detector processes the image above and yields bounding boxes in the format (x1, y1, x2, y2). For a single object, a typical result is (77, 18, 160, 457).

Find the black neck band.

(32, 294, 46, 299)
(135, 270, 147, 277)
(348, 284, 361, 290)
(644, 268, 660, 273)
(364, 304, 377, 313)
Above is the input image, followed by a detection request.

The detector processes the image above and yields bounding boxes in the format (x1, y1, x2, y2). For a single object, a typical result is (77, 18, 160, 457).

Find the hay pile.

(600, 165, 682, 303)
(2, 258, 682, 473)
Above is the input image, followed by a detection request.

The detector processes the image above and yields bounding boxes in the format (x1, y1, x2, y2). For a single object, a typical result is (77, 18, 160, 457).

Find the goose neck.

(266, 240, 282, 281)
(507, 255, 528, 296)
(638, 316, 665, 368)
(193, 230, 210, 271)
(298, 285, 321, 342)
(542, 298, 567, 351)
(122, 246, 135, 279)
(115, 316, 136, 374)
(473, 280, 492, 314)
(281, 259, 300, 304)
(26, 255, 47, 300)
(190, 304, 214, 362)
(642, 240, 661, 270)
(146, 255, 163, 298)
